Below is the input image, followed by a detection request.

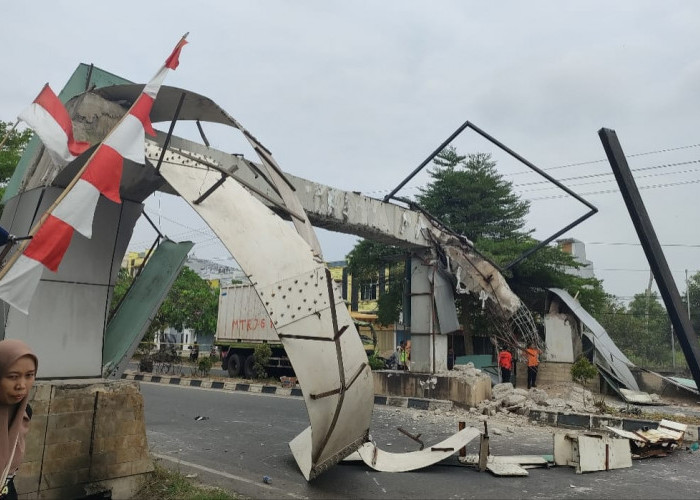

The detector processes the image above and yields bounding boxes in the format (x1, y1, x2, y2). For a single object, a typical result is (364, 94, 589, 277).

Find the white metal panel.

(5, 281, 105, 377)
(410, 255, 434, 373)
(577, 435, 608, 473)
(607, 438, 633, 470)
(356, 426, 480, 472)
(157, 151, 374, 480)
(432, 270, 460, 334)
(549, 288, 639, 391)
(544, 315, 576, 363)
(0, 188, 141, 377)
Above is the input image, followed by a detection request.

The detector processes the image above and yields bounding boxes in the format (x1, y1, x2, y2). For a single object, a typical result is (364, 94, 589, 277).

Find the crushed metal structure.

(0, 62, 554, 480)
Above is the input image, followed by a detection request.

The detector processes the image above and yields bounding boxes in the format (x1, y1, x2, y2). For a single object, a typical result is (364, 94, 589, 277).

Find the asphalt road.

(141, 382, 700, 499)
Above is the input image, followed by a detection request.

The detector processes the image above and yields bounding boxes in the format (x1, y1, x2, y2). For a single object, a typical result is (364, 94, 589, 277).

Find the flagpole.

(0, 33, 189, 282)
(0, 120, 20, 150)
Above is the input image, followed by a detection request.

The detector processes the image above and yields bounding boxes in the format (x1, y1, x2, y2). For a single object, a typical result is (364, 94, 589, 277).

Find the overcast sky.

(3, 1, 700, 302)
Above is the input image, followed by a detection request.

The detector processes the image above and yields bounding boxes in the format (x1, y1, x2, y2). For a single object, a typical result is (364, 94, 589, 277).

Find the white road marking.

(152, 452, 307, 499)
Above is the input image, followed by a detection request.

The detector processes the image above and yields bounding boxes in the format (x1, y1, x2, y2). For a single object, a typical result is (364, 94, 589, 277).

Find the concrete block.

(47, 411, 93, 430)
(387, 396, 407, 407)
(557, 413, 591, 429)
(114, 446, 144, 463)
(95, 408, 136, 426)
(44, 440, 90, 461)
(29, 400, 49, 415)
(123, 433, 147, 450)
(14, 460, 41, 494)
(40, 468, 90, 489)
(24, 415, 48, 461)
(45, 424, 92, 444)
(31, 382, 53, 402)
(622, 418, 656, 432)
(591, 416, 623, 430)
(91, 451, 117, 467)
(129, 458, 155, 476)
(41, 454, 92, 474)
(49, 397, 77, 413)
(89, 461, 133, 481)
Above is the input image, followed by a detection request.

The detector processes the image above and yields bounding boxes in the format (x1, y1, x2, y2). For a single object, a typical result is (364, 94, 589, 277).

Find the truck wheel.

(243, 355, 255, 379)
(227, 353, 243, 377)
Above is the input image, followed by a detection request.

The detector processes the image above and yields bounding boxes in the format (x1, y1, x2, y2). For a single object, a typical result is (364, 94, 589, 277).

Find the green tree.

(157, 266, 219, 337)
(346, 240, 406, 326)
(599, 291, 671, 366)
(417, 149, 530, 241)
(0, 121, 32, 201)
(110, 265, 219, 343)
(346, 146, 606, 344)
(419, 147, 603, 317)
(109, 268, 134, 317)
(685, 270, 700, 335)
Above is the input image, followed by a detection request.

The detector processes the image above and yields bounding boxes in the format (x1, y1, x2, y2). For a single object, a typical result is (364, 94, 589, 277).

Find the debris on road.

(605, 419, 687, 458)
(554, 431, 632, 473)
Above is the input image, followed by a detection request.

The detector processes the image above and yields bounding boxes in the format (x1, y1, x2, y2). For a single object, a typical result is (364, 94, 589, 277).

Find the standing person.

(497, 346, 512, 383)
(398, 341, 407, 370)
(190, 341, 199, 363)
(0, 339, 38, 500)
(524, 342, 541, 389)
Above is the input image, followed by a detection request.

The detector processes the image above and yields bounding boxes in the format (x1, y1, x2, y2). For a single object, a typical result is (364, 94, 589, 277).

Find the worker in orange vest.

(523, 342, 542, 389)
(497, 346, 513, 383)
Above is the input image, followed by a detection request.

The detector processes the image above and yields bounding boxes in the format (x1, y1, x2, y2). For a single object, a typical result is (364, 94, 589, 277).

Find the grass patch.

(136, 462, 240, 500)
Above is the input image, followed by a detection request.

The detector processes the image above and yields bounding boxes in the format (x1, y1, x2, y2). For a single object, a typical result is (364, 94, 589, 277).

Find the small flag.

(0, 35, 188, 314)
(18, 84, 90, 166)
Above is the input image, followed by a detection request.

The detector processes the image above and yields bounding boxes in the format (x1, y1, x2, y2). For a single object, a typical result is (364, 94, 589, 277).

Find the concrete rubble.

(476, 382, 598, 417)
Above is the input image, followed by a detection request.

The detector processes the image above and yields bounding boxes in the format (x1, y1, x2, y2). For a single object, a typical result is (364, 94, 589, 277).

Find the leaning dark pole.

(599, 127, 700, 391)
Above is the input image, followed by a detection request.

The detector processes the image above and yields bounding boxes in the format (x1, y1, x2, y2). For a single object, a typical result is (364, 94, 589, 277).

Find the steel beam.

(598, 128, 700, 391)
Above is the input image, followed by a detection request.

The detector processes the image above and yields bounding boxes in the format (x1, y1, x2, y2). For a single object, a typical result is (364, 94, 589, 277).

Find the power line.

(526, 176, 700, 201)
(504, 142, 700, 177)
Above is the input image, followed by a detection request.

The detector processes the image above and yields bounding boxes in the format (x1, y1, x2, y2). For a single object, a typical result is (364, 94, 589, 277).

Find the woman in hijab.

(0, 340, 37, 500)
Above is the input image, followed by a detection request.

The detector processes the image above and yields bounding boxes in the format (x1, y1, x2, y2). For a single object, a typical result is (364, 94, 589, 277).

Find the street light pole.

(687, 269, 691, 322)
(671, 324, 676, 370)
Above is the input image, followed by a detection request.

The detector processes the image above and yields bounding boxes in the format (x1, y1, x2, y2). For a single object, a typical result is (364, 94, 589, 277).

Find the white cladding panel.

(158, 154, 374, 480)
(544, 315, 575, 363)
(6, 281, 106, 377)
(0, 187, 142, 377)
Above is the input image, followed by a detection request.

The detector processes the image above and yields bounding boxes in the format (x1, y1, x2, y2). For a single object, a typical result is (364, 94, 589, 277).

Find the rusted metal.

(397, 427, 425, 450)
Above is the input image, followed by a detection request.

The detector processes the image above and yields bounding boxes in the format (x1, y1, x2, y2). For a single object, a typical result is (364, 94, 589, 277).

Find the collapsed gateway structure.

(0, 61, 543, 481)
(1, 53, 630, 486)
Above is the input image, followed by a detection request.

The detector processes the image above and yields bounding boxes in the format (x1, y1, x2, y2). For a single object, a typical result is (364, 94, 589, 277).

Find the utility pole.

(687, 269, 691, 323)
(671, 324, 676, 370)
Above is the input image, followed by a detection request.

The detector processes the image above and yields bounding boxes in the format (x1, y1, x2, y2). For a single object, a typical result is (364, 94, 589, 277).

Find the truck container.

(216, 283, 377, 378)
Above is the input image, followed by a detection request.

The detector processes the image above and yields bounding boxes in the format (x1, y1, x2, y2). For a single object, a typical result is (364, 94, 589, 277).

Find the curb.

(528, 408, 700, 442)
(122, 372, 453, 412)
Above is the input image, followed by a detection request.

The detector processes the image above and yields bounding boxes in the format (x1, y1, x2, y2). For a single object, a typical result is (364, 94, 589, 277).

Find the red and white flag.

(0, 35, 188, 314)
(18, 84, 91, 166)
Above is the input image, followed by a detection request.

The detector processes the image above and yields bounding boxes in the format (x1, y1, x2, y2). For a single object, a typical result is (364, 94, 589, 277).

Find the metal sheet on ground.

(356, 427, 480, 472)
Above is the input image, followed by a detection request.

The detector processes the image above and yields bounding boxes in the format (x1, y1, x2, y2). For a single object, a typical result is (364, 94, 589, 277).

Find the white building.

(557, 238, 595, 279)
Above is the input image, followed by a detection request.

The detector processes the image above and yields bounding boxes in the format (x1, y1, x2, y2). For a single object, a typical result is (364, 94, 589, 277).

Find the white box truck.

(216, 283, 377, 378)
